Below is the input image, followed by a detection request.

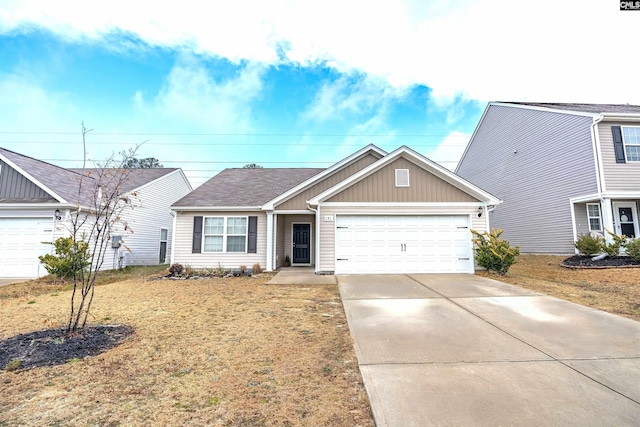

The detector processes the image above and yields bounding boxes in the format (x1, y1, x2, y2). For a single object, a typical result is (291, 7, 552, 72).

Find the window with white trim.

(203, 216, 247, 253)
(586, 203, 602, 232)
(622, 127, 640, 162)
(395, 169, 410, 187)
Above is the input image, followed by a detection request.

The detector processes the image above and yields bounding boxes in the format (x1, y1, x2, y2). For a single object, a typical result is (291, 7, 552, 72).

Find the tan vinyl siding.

(173, 211, 267, 269)
(598, 122, 640, 191)
(0, 160, 55, 201)
(318, 205, 486, 273)
(327, 157, 479, 203)
(275, 153, 381, 210)
(457, 105, 598, 254)
(281, 214, 315, 265)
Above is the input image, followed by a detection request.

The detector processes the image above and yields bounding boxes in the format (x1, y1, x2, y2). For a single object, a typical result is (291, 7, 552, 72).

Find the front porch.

(266, 212, 317, 271)
(571, 194, 640, 247)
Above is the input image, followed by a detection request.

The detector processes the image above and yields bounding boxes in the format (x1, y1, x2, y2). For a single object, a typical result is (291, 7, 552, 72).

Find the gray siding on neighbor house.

(0, 160, 55, 201)
(598, 122, 640, 192)
(457, 105, 598, 254)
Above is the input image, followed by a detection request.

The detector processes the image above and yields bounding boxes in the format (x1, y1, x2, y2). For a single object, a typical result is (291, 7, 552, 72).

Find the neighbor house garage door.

(0, 218, 54, 278)
(335, 215, 473, 274)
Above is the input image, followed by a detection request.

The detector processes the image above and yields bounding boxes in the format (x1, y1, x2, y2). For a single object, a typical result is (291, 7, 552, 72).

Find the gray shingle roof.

(503, 102, 640, 114)
(172, 168, 324, 207)
(0, 147, 179, 206)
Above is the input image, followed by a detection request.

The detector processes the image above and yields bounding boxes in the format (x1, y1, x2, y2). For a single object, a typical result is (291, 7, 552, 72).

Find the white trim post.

(266, 211, 274, 271)
(569, 200, 578, 254)
(601, 198, 614, 244)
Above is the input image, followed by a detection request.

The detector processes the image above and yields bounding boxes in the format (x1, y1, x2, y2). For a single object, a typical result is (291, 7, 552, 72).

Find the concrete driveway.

(339, 274, 640, 426)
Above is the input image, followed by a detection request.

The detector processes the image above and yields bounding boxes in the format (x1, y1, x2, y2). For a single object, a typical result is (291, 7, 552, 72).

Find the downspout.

(590, 115, 613, 243)
(307, 202, 319, 274)
(170, 210, 177, 266)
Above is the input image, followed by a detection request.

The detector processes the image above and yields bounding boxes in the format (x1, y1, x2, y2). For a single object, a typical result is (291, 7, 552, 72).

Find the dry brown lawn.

(477, 254, 640, 321)
(0, 272, 373, 426)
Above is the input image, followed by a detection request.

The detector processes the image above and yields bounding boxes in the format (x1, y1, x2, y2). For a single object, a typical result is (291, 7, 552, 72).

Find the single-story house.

(171, 145, 501, 274)
(456, 102, 640, 254)
(0, 147, 192, 278)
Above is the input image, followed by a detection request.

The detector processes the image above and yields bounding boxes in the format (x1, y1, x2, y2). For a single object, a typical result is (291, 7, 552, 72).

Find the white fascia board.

(170, 206, 262, 212)
(599, 113, 640, 122)
(0, 203, 76, 210)
(309, 146, 502, 206)
(570, 191, 640, 204)
(261, 144, 388, 210)
(489, 102, 600, 118)
(456, 103, 491, 174)
(319, 202, 488, 207)
(0, 152, 67, 203)
(271, 209, 316, 215)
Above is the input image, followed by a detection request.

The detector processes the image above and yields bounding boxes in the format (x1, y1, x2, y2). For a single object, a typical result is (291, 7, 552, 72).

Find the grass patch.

(0, 272, 372, 426)
(478, 254, 640, 321)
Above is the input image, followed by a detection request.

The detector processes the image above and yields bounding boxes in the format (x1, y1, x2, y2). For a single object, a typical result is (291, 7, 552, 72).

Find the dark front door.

(292, 224, 311, 264)
(618, 207, 636, 238)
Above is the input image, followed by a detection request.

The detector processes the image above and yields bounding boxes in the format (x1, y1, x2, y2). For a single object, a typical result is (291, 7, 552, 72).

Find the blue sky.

(1, 1, 638, 187)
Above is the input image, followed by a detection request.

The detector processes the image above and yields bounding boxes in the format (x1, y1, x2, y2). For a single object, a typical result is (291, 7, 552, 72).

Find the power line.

(0, 131, 468, 137)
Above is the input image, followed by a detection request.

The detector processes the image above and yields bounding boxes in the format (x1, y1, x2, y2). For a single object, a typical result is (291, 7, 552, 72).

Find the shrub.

(574, 233, 604, 256)
(38, 237, 91, 279)
(169, 263, 184, 276)
(602, 230, 627, 257)
(471, 228, 520, 275)
(624, 237, 640, 261)
(252, 263, 263, 274)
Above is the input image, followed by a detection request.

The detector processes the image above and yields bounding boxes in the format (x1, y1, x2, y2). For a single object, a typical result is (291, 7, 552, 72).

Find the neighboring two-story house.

(0, 147, 192, 278)
(456, 102, 640, 254)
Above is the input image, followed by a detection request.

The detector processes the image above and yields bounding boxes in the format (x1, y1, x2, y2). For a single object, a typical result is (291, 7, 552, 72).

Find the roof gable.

(263, 144, 387, 210)
(309, 146, 501, 205)
(492, 102, 640, 116)
(326, 156, 479, 203)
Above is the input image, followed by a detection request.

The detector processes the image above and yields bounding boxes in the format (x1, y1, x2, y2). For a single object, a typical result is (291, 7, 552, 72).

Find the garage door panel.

(0, 218, 54, 278)
(336, 215, 473, 274)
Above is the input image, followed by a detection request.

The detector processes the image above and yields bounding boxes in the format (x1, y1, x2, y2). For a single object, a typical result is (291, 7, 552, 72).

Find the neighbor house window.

(622, 127, 640, 162)
(203, 216, 247, 253)
(587, 203, 602, 232)
(395, 169, 410, 187)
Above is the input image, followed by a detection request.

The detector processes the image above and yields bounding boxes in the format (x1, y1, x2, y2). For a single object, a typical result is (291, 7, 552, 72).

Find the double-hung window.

(622, 127, 640, 162)
(586, 203, 602, 232)
(203, 216, 247, 253)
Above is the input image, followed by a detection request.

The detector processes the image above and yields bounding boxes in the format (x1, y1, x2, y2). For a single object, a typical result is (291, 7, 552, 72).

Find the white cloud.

(425, 131, 471, 171)
(1, 0, 635, 106)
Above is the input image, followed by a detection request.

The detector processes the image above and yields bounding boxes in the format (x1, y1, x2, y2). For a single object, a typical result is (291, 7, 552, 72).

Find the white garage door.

(335, 215, 473, 274)
(0, 218, 54, 278)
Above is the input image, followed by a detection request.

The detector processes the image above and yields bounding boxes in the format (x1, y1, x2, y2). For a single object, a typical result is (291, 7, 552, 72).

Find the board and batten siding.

(457, 105, 598, 254)
(598, 122, 640, 192)
(327, 157, 478, 203)
(274, 153, 381, 210)
(317, 205, 485, 273)
(173, 211, 267, 270)
(0, 160, 55, 201)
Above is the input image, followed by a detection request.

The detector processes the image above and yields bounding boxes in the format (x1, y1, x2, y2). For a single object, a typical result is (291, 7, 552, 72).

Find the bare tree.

(64, 123, 141, 332)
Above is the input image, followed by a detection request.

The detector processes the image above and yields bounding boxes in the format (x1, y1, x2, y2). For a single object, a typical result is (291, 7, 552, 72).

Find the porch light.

(54, 209, 62, 221)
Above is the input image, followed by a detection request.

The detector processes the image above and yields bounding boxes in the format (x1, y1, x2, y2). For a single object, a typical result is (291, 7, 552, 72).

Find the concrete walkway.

(339, 274, 640, 426)
(267, 267, 336, 285)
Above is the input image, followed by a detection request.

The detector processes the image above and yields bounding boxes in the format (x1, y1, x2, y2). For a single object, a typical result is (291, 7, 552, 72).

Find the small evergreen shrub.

(38, 237, 91, 279)
(574, 233, 604, 256)
(602, 230, 627, 257)
(169, 263, 184, 276)
(471, 228, 520, 275)
(624, 238, 640, 262)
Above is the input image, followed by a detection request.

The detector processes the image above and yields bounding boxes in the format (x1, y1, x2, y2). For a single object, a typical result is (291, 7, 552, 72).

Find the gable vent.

(395, 169, 410, 187)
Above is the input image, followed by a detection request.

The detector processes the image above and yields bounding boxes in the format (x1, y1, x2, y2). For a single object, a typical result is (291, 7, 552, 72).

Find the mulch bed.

(0, 325, 133, 371)
(561, 255, 640, 269)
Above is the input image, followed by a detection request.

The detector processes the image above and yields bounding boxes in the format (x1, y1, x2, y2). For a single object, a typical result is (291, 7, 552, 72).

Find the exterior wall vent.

(395, 169, 410, 187)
